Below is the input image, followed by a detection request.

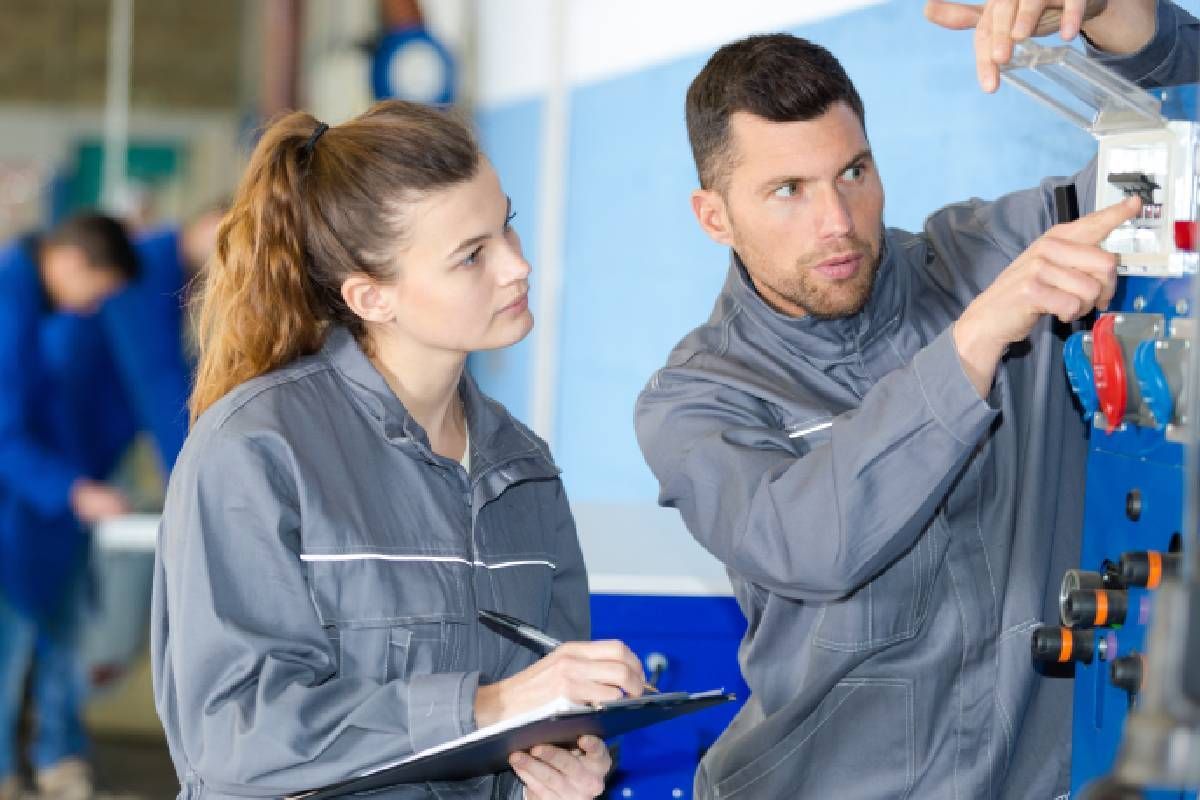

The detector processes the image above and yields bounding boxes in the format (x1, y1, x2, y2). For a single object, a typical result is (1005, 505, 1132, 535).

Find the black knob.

(1118, 551, 1180, 589)
(1063, 589, 1129, 628)
(1060, 570, 1105, 624)
(1110, 654, 1143, 695)
(1031, 625, 1099, 665)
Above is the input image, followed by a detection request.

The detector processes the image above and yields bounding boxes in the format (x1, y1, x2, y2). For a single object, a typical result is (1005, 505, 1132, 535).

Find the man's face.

(693, 102, 885, 319)
(41, 244, 126, 314)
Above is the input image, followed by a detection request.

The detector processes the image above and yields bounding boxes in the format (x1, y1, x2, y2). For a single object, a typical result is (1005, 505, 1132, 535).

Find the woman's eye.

(462, 245, 484, 267)
(505, 210, 518, 231)
(773, 182, 799, 199)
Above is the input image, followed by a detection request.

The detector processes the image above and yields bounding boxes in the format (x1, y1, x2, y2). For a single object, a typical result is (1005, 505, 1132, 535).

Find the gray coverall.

(151, 326, 588, 799)
(635, 5, 1199, 797)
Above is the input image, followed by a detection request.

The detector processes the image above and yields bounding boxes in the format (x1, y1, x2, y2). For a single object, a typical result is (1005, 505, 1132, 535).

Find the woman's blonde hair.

(188, 101, 480, 423)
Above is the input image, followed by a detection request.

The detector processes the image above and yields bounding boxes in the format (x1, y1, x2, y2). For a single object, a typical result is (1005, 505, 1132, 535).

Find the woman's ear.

(341, 273, 397, 323)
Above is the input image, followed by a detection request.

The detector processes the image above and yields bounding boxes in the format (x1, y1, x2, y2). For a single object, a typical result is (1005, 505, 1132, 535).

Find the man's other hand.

(925, 0, 1109, 92)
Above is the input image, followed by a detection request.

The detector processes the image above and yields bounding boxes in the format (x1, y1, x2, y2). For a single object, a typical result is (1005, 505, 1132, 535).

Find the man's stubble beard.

(737, 229, 883, 321)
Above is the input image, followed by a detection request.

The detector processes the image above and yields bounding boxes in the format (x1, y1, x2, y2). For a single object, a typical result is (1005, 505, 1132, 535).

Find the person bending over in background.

(152, 102, 646, 800)
(0, 213, 141, 800)
(635, 0, 1196, 797)
(101, 203, 225, 474)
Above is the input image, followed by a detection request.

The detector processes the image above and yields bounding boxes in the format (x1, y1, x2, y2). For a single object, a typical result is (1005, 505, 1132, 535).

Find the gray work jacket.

(151, 326, 588, 799)
(635, 5, 1197, 798)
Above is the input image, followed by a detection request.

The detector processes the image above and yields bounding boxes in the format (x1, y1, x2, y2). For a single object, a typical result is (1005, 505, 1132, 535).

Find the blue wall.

(475, 1, 1199, 505)
(471, 97, 543, 424)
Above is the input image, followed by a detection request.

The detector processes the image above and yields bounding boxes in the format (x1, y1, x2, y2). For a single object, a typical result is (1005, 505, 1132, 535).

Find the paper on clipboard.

(288, 689, 734, 799)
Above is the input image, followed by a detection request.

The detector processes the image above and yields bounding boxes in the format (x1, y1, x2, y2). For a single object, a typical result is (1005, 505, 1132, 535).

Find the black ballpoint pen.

(477, 608, 659, 693)
(478, 608, 562, 655)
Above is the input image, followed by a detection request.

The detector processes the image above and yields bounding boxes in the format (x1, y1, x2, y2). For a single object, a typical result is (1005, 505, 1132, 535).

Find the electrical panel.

(1004, 47, 1200, 797)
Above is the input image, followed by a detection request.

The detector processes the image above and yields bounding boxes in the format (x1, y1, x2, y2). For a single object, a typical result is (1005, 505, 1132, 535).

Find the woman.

(151, 102, 646, 799)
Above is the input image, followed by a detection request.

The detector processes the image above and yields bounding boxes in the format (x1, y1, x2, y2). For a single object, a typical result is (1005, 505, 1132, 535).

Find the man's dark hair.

(686, 34, 866, 191)
(46, 212, 140, 281)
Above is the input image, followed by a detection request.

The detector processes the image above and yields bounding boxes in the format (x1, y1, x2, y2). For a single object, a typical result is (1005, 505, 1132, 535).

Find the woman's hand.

(475, 641, 646, 728)
(511, 736, 610, 799)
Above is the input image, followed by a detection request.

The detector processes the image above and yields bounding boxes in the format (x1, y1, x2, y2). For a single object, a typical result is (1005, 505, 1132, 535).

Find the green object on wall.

(67, 139, 184, 213)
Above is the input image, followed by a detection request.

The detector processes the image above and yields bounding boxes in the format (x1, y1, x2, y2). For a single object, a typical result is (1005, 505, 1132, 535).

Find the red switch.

(1175, 220, 1198, 251)
(1091, 314, 1127, 434)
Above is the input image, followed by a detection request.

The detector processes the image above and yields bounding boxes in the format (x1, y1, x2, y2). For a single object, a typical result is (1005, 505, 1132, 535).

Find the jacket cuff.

(1085, 0, 1178, 85)
(911, 326, 999, 447)
(406, 670, 480, 753)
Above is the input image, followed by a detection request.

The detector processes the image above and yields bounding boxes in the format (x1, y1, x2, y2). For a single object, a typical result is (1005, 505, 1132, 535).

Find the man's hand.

(69, 479, 131, 524)
(952, 195, 1140, 397)
(925, 0, 1154, 92)
(511, 736, 610, 799)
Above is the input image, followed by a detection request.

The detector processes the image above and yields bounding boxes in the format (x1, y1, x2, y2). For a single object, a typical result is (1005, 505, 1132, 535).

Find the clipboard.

(289, 689, 734, 799)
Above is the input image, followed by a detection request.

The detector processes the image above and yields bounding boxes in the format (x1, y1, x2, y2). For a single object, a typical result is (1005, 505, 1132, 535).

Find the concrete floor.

(13, 696, 177, 799)
(92, 735, 178, 798)
(7, 736, 176, 800)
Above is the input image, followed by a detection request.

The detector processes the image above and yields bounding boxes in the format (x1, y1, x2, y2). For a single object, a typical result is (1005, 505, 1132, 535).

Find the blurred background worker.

(0, 214, 140, 800)
(101, 205, 224, 474)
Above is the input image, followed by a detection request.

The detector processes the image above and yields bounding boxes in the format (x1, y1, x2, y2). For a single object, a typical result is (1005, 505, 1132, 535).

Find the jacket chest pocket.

(814, 515, 950, 653)
(486, 560, 556, 632)
(478, 487, 560, 637)
(306, 556, 471, 683)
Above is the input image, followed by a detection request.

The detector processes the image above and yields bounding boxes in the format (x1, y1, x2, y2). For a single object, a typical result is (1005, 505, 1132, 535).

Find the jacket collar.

(724, 228, 908, 364)
(319, 326, 557, 486)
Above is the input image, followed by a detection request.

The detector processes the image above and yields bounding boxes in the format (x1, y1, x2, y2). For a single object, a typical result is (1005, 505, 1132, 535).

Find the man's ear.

(691, 187, 735, 248)
(341, 273, 397, 323)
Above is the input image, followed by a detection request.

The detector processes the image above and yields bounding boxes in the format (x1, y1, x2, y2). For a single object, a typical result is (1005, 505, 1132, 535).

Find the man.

(102, 203, 224, 473)
(635, 1, 1198, 797)
(0, 214, 141, 800)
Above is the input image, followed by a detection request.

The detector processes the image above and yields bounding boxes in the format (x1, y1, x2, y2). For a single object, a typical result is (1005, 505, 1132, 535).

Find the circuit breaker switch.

(1106, 172, 1160, 204)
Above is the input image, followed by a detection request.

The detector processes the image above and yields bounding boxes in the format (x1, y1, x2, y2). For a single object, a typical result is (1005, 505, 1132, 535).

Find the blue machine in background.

(577, 505, 749, 798)
(1061, 273, 1193, 799)
(592, 595, 748, 798)
(1007, 48, 1200, 795)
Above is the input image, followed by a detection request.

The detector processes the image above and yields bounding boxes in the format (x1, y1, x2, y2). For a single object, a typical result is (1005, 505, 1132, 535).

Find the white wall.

(476, 0, 887, 108)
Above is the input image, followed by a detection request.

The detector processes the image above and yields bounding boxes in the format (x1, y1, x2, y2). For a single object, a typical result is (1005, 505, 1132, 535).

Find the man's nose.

(817, 187, 855, 239)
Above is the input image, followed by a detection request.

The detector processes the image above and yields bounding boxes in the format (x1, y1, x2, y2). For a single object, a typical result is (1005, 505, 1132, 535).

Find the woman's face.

(376, 159, 533, 355)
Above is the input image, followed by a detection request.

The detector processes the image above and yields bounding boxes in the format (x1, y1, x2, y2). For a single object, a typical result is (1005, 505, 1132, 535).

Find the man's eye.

(842, 164, 865, 181)
(773, 182, 799, 198)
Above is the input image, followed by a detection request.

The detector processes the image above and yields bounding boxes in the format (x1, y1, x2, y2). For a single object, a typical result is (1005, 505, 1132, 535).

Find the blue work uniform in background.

(101, 226, 193, 472)
(0, 235, 138, 781)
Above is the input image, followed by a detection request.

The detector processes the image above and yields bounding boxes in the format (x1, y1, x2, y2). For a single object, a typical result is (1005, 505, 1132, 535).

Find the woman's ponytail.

(189, 112, 327, 422)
